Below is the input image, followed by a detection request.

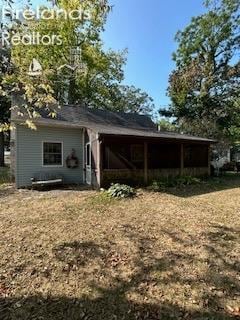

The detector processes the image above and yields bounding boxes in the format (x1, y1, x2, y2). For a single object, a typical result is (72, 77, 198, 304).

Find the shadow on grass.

(158, 173, 240, 198)
(1, 224, 239, 319)
(30, 184, 93, 192)
(53, 241, 108, 268)
(0, 184, 93, 201)
(1, 295, 235, 320)
(0, 167, 14, 198)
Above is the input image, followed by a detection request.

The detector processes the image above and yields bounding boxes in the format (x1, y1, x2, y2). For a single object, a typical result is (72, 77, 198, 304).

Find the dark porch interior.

(103, 141, 208, 170)
(100, 136, 210, 187)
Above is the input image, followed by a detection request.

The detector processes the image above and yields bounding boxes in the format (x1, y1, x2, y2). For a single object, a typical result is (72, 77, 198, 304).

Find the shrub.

(107, 183, 136, 199)
(176, 176, 201, 186)
(148, 176, 202, 191)
(148, 180, 167, 192)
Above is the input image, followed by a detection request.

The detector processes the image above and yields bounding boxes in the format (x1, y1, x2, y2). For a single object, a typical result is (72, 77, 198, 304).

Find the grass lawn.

(0, 176, 240, 319)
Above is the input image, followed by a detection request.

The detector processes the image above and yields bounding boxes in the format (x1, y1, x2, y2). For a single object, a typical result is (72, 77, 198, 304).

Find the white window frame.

(42, 141, 64, 168)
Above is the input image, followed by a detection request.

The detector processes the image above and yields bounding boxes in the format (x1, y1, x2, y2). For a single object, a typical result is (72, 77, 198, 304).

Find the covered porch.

(98, 135, 211, 187)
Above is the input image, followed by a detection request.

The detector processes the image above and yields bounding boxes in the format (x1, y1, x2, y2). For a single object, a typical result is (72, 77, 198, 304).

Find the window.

(43, 142, 63, 166)
(86, 143, 91, 166)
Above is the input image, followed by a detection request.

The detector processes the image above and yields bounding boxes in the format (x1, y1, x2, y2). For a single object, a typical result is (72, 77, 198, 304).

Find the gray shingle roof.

(12, 104, 215, 143)
(54, 105, 157, 130)
(87, 124, 215, 143)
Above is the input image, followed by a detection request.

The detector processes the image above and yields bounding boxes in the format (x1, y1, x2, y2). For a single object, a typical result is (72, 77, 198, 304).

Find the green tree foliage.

(0, 46, 12, 165)
(98, 84, 154, 114)
(0, 48, 11, 124)
(161, 0, 240, 142)
(158, 119, 178, 132)
(1, 0, 154, 132)
(3, 0, 112, 124)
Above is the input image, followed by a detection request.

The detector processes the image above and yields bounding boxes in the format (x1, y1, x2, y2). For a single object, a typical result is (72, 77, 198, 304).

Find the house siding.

(15, 125, 84, 188)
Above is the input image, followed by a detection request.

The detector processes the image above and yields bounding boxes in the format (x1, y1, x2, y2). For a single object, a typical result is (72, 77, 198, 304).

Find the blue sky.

(102, 0, 206, 109)
(27, 0, 206, 109)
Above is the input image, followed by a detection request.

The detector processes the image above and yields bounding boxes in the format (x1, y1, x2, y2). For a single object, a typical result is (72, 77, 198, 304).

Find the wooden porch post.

(144, 141, 148, 185)
(208, 145, 211, 176)
(180, 143, 184, 176)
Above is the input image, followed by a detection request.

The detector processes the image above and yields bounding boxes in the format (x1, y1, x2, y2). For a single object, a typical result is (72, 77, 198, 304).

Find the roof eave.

(11, 118, 85, 130)
(99, 132, 216, 144)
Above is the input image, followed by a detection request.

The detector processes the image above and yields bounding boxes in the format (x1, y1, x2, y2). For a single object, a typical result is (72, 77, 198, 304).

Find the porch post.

(208, 145, 211, 176)
(144, 141, 148, 185)
(180, 143, 184, 176)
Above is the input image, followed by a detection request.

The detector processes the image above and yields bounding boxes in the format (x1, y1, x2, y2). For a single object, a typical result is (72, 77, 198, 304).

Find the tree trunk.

(0, 132, 4, 167)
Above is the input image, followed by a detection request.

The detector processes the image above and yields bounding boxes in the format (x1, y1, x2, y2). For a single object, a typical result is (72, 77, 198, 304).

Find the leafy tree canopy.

(158, 119, 178, 132)
(0, 0, 155, 131)
(161, 0, 240, 143)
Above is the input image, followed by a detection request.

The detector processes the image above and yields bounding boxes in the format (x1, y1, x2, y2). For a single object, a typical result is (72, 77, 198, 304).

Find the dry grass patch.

(0, 177, 240, 319)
